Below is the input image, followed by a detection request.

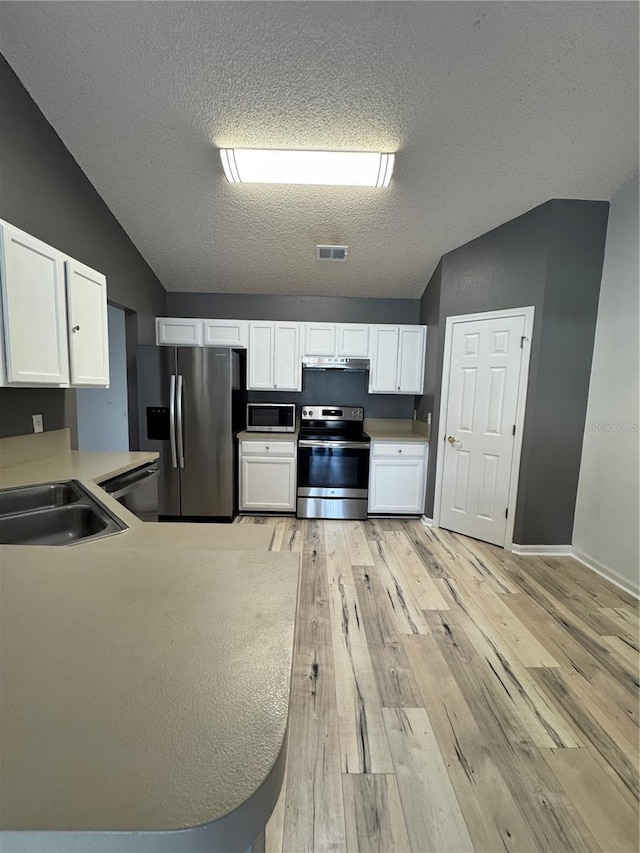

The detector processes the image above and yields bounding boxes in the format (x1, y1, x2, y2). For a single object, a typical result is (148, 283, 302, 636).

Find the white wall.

(573, 175, 639, 595)
(76, 305, 130, 452)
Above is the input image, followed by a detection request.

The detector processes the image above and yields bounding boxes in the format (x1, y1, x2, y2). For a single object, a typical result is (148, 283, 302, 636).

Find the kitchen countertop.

(0, 438, 299, 852)
(365, 417, 430, 443)
(0, 449, 275, 551)
(237, 421, 427, 444)
(236, 427, 299, 441)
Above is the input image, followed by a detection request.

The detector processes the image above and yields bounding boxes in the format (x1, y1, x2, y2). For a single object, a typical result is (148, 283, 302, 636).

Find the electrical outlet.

(32, 414, 43, 433)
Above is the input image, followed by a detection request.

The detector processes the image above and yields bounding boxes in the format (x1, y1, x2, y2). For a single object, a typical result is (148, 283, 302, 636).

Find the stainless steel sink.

(0, 480, 127, 546)
(0, 482, 82, 516)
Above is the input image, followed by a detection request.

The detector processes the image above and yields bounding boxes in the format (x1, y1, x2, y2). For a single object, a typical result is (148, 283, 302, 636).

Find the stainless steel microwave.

(246, 403, 296, 433)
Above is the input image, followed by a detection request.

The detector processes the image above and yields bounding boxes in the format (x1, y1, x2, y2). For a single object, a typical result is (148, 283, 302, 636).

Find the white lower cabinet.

(368, 441, 428, 514)
(239, 440, 297, 511)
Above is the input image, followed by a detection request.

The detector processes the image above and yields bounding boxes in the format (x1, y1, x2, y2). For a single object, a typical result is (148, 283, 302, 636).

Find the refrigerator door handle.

(169, 374, 178, 468)
(177, 374, 185, 468)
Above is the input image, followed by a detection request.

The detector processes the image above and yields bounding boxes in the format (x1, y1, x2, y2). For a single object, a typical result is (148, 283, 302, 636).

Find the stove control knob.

(302, 409, 307, 417)
(308, 409, 314, 417)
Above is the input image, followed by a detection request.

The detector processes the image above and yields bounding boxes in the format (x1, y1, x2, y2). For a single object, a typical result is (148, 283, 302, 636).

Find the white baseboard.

(511, 543, 572, 556)
(511, 543, 639, 599)
(417, 527, 638, 599)
(571, 547, 639, 600)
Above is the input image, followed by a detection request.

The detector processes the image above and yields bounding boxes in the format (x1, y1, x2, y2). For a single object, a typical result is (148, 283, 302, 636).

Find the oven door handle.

(298, 440, 371, 449)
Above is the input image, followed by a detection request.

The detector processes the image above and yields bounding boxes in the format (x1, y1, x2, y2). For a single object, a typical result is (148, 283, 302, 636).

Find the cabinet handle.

(266, 445, 270, 451)
(72, 325, 80, 332)
(398, 448, 402, 453)
(397, 385, 400, 391)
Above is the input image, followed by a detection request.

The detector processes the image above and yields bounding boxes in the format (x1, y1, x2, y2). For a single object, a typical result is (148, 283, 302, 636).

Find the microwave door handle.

(169, 374, 178, 468)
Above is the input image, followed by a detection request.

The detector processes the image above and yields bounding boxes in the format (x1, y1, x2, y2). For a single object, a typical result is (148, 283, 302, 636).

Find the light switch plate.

(32, 413, 43, 433)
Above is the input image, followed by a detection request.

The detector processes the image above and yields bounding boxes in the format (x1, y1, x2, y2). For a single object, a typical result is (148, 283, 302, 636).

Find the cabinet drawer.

(240, 440, 296, 458)
(371, 442, 427, 459)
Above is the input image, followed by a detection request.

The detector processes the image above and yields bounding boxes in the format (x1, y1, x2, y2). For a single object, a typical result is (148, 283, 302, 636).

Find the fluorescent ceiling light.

(219, 148, 395, 187)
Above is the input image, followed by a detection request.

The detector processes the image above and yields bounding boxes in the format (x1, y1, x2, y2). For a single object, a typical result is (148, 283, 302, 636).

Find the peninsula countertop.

(0, 433, 299, 852)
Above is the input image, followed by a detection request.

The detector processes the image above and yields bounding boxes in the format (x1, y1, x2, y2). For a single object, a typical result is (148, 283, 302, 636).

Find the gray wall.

(167, 292, 419, 324)
(574, 175, 640, 590)
(418, 199, 609, 545)
(168, 292, 420, 417)
(0, 56, 166, 439)
(416, 260, 442, 427)
(249, 370, 414, 419)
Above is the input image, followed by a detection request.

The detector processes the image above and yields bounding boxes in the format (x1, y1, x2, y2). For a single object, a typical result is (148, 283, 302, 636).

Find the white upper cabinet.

(0, 223, 70, 386)
(203, 319, 248, 348)
(0, 222, 110, 388)
(156, 317, 203, 346)
(337, 324, 369, 357)
(303, 322, 336, 356)
(248, 322, 274, 389)
(302, 322, 369, 358)
(273, 322, 301, 390)
(66, 258, 109, 386)
(369, 324, 426, 394)
(248, 321, 301, 391)
(369, 326, 399, 392)
(397, 326, 426, 393)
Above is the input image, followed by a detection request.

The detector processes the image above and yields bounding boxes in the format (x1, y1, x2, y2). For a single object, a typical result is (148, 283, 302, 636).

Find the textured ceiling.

(1, 2, 638, 298)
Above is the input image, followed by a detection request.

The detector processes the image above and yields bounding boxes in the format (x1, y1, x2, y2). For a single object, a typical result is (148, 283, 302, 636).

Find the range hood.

(302, 356, 370, 371)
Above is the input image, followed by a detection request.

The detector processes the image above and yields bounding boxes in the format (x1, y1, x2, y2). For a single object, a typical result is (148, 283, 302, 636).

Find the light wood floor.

(238, 516, 640, 853)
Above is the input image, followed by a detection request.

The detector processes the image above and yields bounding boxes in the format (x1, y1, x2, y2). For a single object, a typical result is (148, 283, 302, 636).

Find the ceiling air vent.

(317, 245, 348, 262)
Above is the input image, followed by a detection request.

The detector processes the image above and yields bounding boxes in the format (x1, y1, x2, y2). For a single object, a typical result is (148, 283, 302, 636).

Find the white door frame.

(433, 306, 535, 550)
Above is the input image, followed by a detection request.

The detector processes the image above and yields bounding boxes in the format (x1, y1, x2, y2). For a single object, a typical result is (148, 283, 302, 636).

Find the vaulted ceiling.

(1, 2, 637, 298)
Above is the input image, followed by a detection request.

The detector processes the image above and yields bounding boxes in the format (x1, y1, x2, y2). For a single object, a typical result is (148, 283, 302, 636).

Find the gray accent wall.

(417, 199, 609, 545)
(249, 370, 414, 419)
(167, 292, 419, 325)
(0, 56, 166, 439)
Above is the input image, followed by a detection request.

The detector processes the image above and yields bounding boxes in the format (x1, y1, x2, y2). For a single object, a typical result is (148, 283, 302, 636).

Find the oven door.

(297, 440, 370, 498)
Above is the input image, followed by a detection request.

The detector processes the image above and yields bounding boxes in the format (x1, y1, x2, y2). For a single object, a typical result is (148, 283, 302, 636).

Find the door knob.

(447, 435, 458, 444)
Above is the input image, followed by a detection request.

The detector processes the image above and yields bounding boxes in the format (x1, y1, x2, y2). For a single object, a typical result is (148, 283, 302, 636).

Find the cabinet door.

(0, 223, 69, 385)
(368, 459, 426, 513)
(368, 326, 399, 393)
(303, 322, 336, 356)
(156, 318, 203, 346)
(273, 322, 301, 391)
(397, 326, 426, 393)
(240, 457, 296, 510)
(248, 322, 274, 389)
(337, 324, 369, 357)
(203, 319, 247, 347)
(66, 259, 109, 386)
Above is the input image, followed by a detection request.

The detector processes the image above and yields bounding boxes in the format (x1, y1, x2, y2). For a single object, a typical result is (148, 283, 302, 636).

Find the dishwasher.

(100, 462, 159, 522)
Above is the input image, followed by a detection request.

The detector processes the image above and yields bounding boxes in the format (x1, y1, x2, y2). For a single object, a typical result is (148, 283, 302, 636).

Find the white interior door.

(439, 313, 527, 546)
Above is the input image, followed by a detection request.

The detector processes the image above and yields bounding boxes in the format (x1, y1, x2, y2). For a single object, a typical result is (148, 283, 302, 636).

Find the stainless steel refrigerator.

(136, 346, 246, 520)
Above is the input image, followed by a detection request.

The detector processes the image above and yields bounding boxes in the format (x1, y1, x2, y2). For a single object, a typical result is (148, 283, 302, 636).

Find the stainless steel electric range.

(297, 405, 370, 520)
